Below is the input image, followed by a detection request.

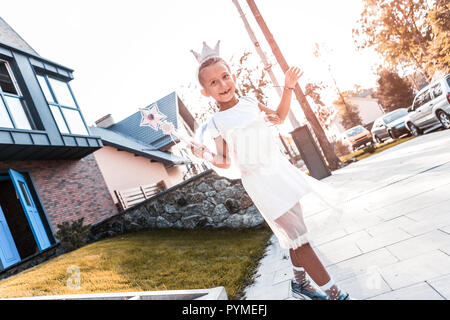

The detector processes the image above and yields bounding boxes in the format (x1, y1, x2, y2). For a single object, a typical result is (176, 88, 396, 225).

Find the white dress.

(205, 96, 346, 249)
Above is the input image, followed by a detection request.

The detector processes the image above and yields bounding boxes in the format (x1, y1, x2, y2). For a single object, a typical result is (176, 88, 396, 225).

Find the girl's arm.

(190, 137, 231, 169)
(275, 85, 295, 122)
(259, 66, 303, 123)
(212, 136, 231, 169)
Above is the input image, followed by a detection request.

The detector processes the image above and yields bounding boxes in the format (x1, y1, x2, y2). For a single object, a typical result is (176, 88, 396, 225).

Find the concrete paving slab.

(314, 231, 370, 266)
(426, 274, 450, 299)
(310, 228, 348, 247)
(343, 215, 385, 234)
(356, 229, 413, 253)
(272, 264, 294, 285)
(248, 280, 290, 300)
(401, 215, 450, 236)
(440, 225, 450, 235)
(440, 245, 450, 256)
(374, 189, 450, 219)
(325, 248, 399, 282)
(386, 230, 450, 261)
(368, 282, 444, 300)
(365, 216, 416, 237)
(314, 244, 363, 268)
(338, 272, 392, 300)
(379, 250, 450, 290)
(404, 199, 450, 222)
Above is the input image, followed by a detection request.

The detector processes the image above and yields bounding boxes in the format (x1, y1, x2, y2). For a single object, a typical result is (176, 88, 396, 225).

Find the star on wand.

(139, 102, 198, 148)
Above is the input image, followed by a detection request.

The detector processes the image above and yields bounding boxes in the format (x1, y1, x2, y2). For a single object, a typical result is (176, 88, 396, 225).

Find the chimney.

(95, 114, 115, 128)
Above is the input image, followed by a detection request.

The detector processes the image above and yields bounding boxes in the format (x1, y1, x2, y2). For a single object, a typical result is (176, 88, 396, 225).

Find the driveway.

(244, 129, 450, 300)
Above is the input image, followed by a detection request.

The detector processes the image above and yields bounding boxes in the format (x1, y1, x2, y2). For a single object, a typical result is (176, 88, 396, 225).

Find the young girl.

(190, 43, 351, 300)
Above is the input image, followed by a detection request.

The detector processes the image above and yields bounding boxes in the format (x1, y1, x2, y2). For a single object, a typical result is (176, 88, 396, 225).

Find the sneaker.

(291, 279, 327, 300)
(337, 292, 352, 300)
(325, 287, 352, 300)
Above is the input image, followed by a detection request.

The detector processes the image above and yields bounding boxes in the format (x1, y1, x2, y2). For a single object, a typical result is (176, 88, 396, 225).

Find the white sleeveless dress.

(206, 96, 346, 249)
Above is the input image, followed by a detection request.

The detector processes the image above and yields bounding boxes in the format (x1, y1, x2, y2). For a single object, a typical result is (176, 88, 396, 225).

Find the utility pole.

(231, 0, 301, 128)
(231, 0, 298, 164)
(245, 0, 341, 170)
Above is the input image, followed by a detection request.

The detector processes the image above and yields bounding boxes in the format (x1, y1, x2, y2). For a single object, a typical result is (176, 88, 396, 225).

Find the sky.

(1, 0, 382, 133)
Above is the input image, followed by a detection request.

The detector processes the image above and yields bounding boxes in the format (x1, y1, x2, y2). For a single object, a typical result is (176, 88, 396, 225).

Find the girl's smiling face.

(199, 61, 237, 104)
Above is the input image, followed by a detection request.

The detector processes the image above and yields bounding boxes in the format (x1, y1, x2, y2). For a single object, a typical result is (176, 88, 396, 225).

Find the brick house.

(0, 17, 118, 272)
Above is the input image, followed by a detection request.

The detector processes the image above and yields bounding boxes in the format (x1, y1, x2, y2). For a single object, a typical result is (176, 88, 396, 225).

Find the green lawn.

(0, 227, 273, 300)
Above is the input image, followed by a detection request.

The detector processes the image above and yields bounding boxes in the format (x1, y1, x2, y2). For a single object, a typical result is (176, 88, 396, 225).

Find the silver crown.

(191, 40, 221, 65)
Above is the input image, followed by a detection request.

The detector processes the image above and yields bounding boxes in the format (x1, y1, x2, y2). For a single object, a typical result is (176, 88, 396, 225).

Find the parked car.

(371, 108, 410, 143)
(405, 74, 450, 136)
(341, 125, 373, 151)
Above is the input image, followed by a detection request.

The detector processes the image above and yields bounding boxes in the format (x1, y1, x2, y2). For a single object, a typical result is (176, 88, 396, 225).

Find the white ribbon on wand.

(173, 129, 214, 163)
(156, 120, 214, 162)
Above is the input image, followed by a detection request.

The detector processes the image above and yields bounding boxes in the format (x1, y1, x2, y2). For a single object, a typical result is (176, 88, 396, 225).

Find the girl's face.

(200, 61, 237, 103)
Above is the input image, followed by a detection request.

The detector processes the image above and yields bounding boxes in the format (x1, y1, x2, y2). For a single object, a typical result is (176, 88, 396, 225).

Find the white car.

(341, 125, 373, 151)
(405, 74, 450, 136)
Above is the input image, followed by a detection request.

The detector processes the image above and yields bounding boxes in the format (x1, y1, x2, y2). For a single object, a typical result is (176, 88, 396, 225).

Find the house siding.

(93, 146, 172, 204)
(0, 154, 118, 229)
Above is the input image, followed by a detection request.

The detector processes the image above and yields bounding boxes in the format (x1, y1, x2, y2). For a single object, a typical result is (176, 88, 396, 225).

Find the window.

(431, 83, 442, 98)
(383, 109, 408, 124)
(36, 74, 88, 136)
(421, 90, 432, 105)
(18, 181, 32, 206)
(0, 60, 34, 130)
(345, 126, 364, 137)
(413, 90, 431, 110)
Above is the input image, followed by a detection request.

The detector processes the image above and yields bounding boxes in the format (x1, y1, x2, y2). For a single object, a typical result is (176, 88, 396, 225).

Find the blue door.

(0, 204, 21, 270)
(8, 169, 51, 251)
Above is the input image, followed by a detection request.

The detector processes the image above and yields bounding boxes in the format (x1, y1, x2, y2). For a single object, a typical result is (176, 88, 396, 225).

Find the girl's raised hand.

(284, 66, 303, 89)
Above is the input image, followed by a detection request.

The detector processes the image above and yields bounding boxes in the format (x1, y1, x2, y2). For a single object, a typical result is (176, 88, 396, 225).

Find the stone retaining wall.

(89, 169, 264, 241)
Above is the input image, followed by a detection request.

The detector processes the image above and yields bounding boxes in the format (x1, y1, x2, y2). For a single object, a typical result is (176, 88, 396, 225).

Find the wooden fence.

(114, 180, 167, 211)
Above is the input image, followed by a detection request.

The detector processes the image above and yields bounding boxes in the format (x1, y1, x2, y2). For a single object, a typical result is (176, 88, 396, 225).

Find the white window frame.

(0, 59, 34, 130)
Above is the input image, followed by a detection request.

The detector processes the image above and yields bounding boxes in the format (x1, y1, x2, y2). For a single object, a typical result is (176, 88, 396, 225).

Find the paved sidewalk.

(244, 129, 450, 300)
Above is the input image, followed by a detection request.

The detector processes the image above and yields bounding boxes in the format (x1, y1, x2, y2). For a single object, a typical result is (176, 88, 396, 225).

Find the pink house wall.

(93, 146, 184, 204)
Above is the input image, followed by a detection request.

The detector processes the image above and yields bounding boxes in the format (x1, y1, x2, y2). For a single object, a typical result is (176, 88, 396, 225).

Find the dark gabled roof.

(89, 126, 190, 165)
(107, 92, 197, 149)
(0, 17, 38, 55)
(0, 17, 74, 77)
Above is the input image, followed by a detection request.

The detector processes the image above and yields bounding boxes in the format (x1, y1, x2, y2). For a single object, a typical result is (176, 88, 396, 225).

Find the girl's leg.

(275, 202, 348, 300)
(289, 244, 330, 286)
(274, 202, 330, 285)
(292, 245, 346, 299)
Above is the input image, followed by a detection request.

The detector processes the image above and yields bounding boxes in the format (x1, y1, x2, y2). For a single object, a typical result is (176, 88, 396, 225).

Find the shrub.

(55, 218, 91, 252)
(362, 144, 376, 154)
(334, 139, 352, 157)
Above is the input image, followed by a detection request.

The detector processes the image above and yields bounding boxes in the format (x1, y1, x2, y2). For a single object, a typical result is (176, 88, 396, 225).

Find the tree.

(424, 0, 450, 78)
(353, 0, 434, 80)
(374, 68, 415, 112)
(333, 93, 363, 130)
(304, 82, 336, 131)
(312, 43, 359, 131)
(231, 51, 270, 104)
